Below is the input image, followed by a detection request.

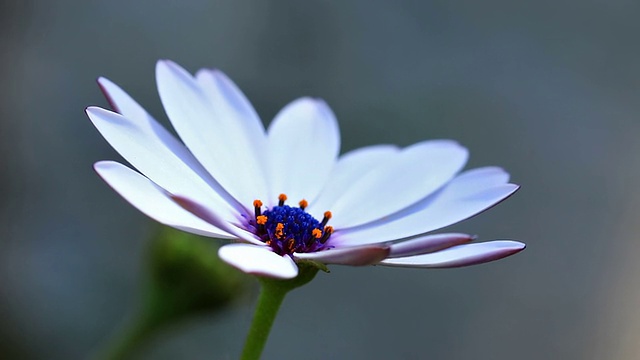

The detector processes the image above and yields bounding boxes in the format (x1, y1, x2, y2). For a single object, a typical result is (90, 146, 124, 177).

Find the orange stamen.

(256, 215, 267, 225)
(320, 211, 332, 227)
(253, 199, 263, 219)
(320, 226, 334, 244)
(299, 199, 308, 210)
(275, 222, 285, 239)
(312, 228, 322, 238)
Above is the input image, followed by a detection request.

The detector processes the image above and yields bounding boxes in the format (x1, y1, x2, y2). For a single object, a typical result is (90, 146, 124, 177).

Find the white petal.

(380, 240, 525, 268)
(195, 68, 264, 139)
(97, 78, 224, 190)
(98, 77, 156, 128)
(169, 195, 265, 246)
(219, 244, 299, 279)
(267, 98, 340, 207)
(328, 140, 469, 229)
(388, 233, 474, 258)
(306, 145, 400, 218)
(433, 166, 511, 198)
(294, 245, 389, 266)
(156, 60, 269, 208)
(86, 105, 241, 220)
(334, 170, 519, 246)
(94, 161, 233, 239)
(454, 166, 509, 194)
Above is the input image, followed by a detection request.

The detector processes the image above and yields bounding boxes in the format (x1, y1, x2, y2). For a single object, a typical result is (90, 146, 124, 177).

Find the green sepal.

(296, 258, 330, 273)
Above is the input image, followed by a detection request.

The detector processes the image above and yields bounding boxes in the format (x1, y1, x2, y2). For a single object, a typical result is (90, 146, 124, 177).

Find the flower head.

(88, 60, 525, 279)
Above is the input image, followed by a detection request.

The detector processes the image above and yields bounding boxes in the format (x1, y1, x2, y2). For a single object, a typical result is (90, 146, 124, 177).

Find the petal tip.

(96, 76, 110, 84)
(156, 59, 180, 76)
(85, 106, 106, 117)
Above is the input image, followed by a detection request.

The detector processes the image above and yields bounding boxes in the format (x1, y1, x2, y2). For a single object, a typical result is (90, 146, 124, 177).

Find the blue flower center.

(252, 195, 333, 256)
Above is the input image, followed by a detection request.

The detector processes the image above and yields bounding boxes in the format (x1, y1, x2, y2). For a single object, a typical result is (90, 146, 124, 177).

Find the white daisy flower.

(87, 60, 525, 279)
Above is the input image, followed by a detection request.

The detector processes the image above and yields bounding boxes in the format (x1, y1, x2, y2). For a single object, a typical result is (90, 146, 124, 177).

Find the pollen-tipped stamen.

(320, 226, 334, 244)
(256, 215, 267, 225)
(278, 194, 287, 207)
(275, 222, 285, 239)
(253, 200, 266, 233)
(299, 199, 308, 210)
(253, 199, 263, 218)
(320, 211, 332, 228)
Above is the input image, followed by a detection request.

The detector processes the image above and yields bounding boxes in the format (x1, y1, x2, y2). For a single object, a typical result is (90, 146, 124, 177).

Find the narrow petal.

(449, 166, 510, 193)
(97, 78, 234, 198)
(388, 233, 474, 258)
(328, 140, 469, 229)
(86, 105, 241, 220)
(294, 245, 390, 266)
(94, 161, 233, 239)
(379, 241, 525, 268)
(169, 195, 265, 246)
(194, 68, 268, 166)
(306, 145, 400, 218)
(267, 98, 340, 207)
(381, 166, 514, 222)
(98, 77, 154, 126)
(195, 68, 264, 141)
(156, 60, 269, 208)
(334, 168, 518, 246)
(219, 244, 299, 279)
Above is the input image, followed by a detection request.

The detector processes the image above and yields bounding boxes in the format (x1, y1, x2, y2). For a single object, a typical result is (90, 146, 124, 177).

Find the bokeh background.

(2, 1, 640, 359)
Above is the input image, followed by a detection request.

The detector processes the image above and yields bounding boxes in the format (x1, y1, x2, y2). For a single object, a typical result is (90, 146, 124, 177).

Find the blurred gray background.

(2, 0, 640, 359)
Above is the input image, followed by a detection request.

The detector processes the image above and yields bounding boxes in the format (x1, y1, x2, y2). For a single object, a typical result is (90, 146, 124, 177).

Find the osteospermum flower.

(87, 60, 525, 279)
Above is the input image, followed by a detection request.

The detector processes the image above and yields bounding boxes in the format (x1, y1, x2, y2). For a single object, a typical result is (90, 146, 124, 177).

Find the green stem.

(240, 264, 319, 360)
(239, 281, 288, 360)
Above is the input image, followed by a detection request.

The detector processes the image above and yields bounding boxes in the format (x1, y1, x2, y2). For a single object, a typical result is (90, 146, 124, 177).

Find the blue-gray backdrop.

(2, 1, 640, 359)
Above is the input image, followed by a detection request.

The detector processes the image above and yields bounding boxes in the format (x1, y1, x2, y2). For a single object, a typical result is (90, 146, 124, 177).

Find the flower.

(87, 60, 525, 279)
